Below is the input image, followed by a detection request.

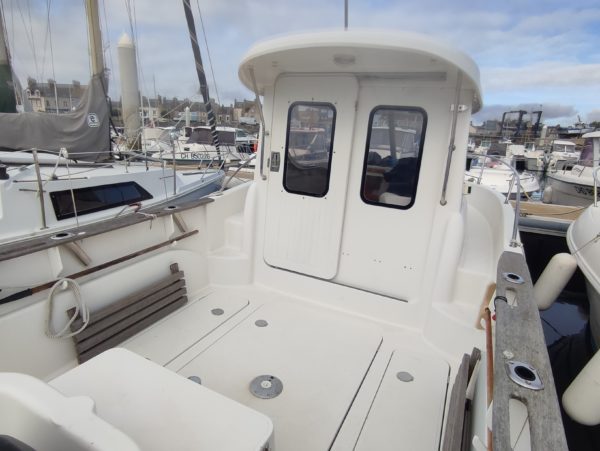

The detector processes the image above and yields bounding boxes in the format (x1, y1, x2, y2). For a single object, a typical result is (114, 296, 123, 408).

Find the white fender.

(563, 350, 600, 426)
(534, 253, 577, 310)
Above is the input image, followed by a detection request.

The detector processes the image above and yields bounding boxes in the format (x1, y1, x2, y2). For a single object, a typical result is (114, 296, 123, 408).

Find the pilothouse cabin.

(239, 30, 482, 300)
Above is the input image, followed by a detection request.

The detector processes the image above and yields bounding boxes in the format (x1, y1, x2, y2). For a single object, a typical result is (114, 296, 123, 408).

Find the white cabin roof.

(239, 29, 482, 112)
(583, 131, 600, 139)
(553, 140, 576, 146)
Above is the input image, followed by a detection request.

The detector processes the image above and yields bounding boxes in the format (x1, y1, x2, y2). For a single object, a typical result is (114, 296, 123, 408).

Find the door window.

(360, 107, 426, 209)
(284, 102, 336, 197)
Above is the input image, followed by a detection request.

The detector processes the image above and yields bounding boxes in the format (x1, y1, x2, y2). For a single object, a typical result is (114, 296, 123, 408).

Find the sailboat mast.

(85, 0, 105, 79)
(0, 5, 17, 113)
(181, 0, 220, 155)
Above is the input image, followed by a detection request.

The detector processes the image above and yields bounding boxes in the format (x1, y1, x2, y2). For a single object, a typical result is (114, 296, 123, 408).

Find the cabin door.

(263, 75, 358, 279)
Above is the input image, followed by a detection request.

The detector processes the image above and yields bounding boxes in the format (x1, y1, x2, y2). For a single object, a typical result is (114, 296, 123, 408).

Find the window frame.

(360, 105, 427, 210)
(282, 101, 337, 198)
(50, 181, 153, 220)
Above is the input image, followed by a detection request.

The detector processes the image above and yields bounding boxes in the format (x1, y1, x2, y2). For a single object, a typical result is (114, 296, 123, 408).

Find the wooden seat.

(68, 263, 187, 363)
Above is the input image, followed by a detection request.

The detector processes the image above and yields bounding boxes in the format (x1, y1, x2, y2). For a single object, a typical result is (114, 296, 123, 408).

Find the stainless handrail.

(32, 150, 48, 230)
(248, 67, 267, 181)
(467, 152, 521, 247)
(440, 71, 463, 206)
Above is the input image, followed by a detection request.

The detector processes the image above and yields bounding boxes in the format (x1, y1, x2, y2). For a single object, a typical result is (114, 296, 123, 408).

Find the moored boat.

(0, 20, 567, 451)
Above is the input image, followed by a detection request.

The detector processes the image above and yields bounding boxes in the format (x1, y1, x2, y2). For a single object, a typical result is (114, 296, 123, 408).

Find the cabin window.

(360, 106, 426, 209)
(283, 102, 336, 197)
(50, 182, 153, 220)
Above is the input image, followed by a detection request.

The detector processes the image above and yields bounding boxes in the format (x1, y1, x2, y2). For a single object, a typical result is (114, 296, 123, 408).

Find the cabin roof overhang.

(239, 30, 482, 113)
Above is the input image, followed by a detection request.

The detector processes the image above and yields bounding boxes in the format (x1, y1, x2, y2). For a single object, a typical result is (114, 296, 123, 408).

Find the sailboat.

(0, 0, 224, 246)
(0, 3, 568, 450)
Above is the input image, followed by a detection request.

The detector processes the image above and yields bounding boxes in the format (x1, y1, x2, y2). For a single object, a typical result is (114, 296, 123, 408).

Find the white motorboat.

(466, 156, 540, 198)
(524, 146, 546, 171)
(0, 0, 225, 248)
(548, 139, 580, 170)
(545, 132, 599, 206)
(0, 25, 566, 451)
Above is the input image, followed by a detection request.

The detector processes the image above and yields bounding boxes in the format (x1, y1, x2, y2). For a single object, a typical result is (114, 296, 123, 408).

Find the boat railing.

(467, 152, 521, 247)
(215, 153, 257, 195)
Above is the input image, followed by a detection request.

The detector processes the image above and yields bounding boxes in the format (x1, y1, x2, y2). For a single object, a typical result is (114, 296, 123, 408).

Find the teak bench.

(68, 263, 187, 363)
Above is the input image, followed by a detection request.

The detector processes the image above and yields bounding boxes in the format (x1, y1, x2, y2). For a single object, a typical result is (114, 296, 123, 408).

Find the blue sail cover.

(0, 74, 110, 162)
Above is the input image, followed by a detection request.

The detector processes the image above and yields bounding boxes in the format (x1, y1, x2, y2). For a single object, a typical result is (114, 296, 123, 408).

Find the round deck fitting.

(255, 319, 268, 327)
(506, 361, 543, 390)
(396, 371, 414, 382)
(188, 375, 202, 385)
(50, 231, 75, 240)
(502, 272, 524, 284)
(250, 375, 283, 399)
(211, 308, 224, 316)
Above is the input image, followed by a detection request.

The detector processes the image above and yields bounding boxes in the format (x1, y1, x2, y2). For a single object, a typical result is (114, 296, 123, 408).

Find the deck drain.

(506, 361, 543, 390)
(188, 375, 202, 385)
(250, 375, 283, 399)
(211, 308, 224, 316)
(255, 319, 268, 327)
(502, 272, 524, 284)
(396, 371, 414, 382)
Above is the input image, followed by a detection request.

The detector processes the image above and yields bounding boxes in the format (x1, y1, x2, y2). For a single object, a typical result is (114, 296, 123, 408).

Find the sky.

(1, 0, 599, 125)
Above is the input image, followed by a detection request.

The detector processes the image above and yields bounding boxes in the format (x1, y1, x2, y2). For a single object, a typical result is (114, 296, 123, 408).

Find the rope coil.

(45, 278, 89, 339)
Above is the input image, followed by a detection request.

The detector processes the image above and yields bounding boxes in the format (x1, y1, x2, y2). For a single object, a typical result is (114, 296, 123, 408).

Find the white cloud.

(587, 110, 600, 123)
(482, 62, 600, 90)
(2, 0, 600, 121)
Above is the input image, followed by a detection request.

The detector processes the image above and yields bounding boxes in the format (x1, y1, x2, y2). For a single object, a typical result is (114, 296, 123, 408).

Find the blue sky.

(2, 0, 600, 125)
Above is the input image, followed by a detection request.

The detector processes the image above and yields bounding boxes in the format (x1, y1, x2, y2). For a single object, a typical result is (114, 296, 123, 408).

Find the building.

(26, 78, 86, 113)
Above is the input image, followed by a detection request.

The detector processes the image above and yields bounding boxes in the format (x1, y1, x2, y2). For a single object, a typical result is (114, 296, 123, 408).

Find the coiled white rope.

(45, 278, 89, 339)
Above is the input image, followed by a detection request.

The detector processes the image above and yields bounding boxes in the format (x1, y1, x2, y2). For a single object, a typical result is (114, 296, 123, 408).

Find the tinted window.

(361, 107, 426, 209)
(50, 182, 153, 220)
(284, 102, 336, 197)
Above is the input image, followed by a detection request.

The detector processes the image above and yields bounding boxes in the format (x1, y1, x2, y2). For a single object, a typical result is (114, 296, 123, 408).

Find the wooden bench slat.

(76, 289, 187, 353)
(441, 353, 471, 451)
(77, 296, 188, 363)
(70, 271, 185, 325)
(68, 263, 189, 363)
(70, 279, 186, 339)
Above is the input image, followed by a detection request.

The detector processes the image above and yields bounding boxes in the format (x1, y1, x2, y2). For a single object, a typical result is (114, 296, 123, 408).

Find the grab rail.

(248, 67, 268, 181)
(439, 71, 463, 206)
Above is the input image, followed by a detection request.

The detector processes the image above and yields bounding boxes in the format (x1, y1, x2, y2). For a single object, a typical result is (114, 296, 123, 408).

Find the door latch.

(270, 152, 281, 172)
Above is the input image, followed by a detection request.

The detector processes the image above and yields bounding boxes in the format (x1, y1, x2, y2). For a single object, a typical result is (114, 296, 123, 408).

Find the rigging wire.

(100, 0, 114, 89)
(15, 0, 39, 80)
(46, 0, 59, 113)
(195, 0, 220, 106)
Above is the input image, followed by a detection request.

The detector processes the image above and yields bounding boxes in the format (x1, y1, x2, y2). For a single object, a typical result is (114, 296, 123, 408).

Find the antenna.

(344, 0, 348, 30)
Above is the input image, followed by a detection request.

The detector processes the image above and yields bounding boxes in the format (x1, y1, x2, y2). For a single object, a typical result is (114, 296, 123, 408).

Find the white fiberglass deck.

(116, 286, 450, 451)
